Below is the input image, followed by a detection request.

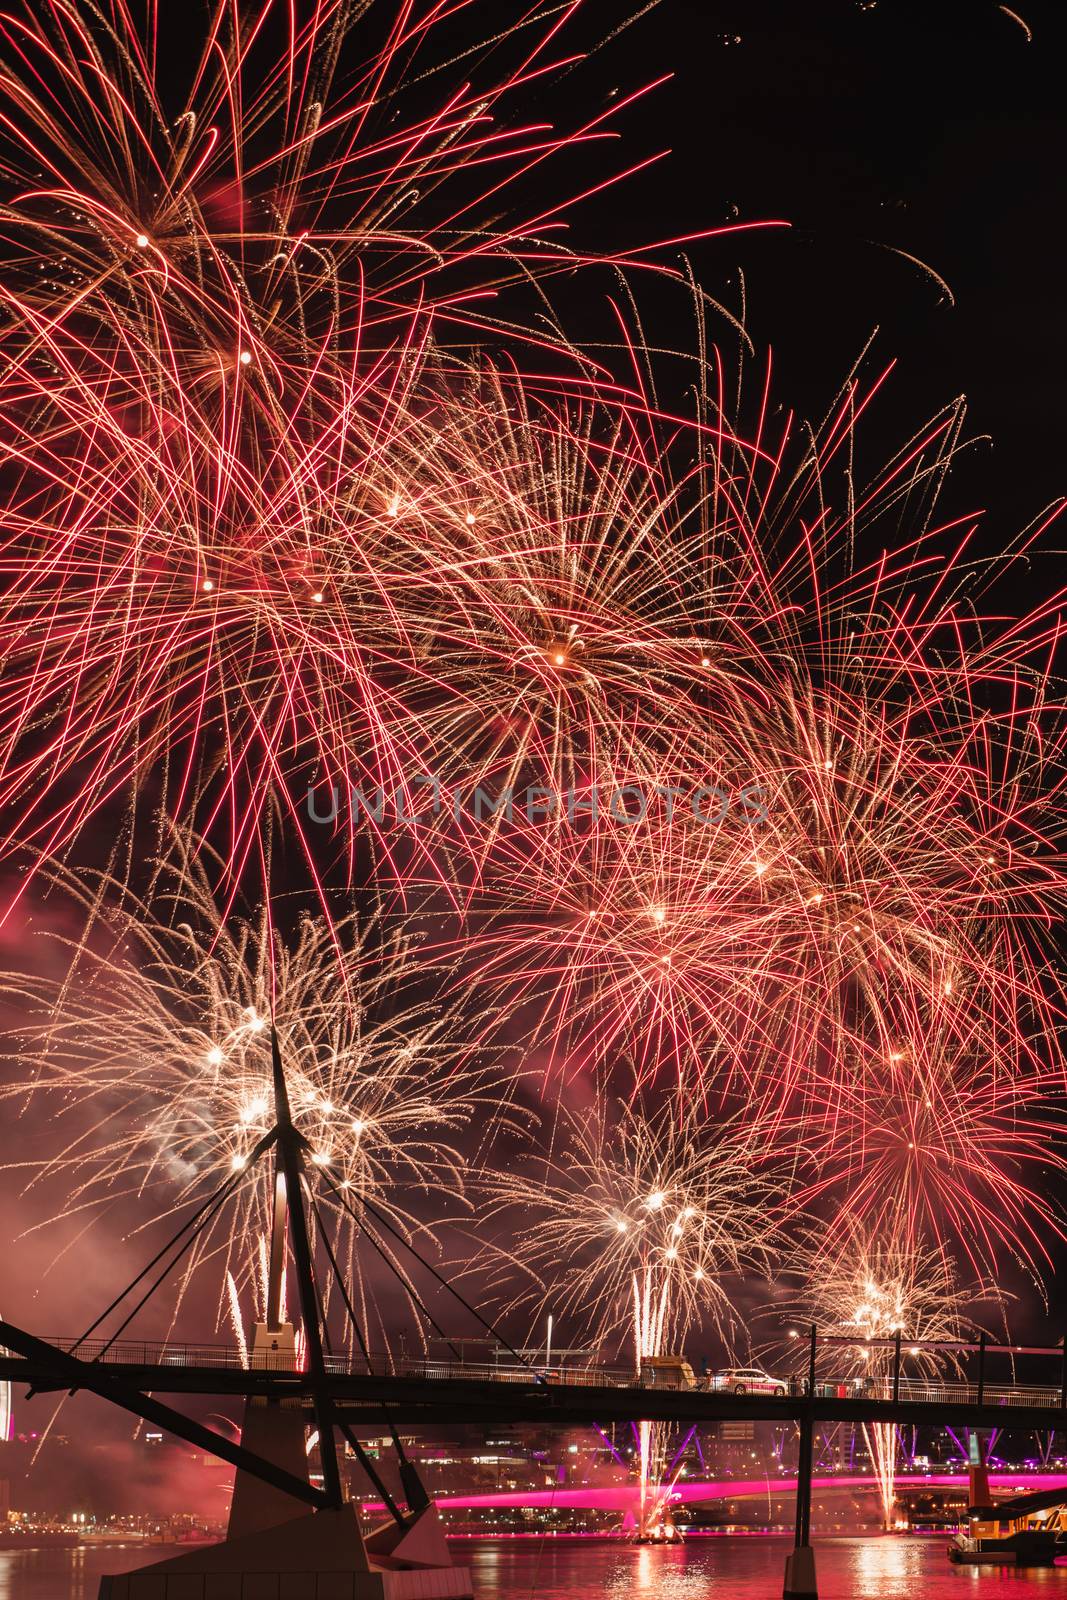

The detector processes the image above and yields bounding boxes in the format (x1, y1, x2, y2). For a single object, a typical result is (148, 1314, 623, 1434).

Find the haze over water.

(3, 1538, 1066, 1599)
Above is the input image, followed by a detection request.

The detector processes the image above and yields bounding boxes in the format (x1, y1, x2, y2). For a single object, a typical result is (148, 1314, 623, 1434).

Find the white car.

(709, 1365, 786, 1396)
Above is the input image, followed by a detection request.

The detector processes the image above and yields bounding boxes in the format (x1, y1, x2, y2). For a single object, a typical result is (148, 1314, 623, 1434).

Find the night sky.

(584, 0, 1065, 541)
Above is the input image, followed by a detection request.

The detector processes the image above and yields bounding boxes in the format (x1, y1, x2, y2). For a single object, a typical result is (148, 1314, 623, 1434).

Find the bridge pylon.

(967, 1428, 992, 1511)
(783, 1407, 818, 1599)
(227, 1148, 315, 1541)
(94, 1023, 474, 1598)
(227, 1318, 310, 1539)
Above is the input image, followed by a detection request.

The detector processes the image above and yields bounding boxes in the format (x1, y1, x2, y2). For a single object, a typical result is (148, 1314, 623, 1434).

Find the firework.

(0, 0, 643, 353)
(477, 1092, 776, 1532)
(786, 1063, 1067, 1284)
(444, 773, 768, 1090)
(436, 346, 1067, 1283)
(0, 0, 696, 887)
(481, 1094, 777, 1347)
(789, 1232, 975, 1527)
(0, 827, 513, 1344)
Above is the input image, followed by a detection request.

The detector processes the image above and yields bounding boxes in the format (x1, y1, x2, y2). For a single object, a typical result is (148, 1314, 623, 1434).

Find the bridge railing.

(25, 1339, 639, 1386)
(812, 1375, 1061, 1410)
(10, 1339, 1067, 1411)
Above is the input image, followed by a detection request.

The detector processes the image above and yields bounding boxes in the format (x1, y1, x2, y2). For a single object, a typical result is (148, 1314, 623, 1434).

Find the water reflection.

(463, 1536, 1067, 1600)
(851, 1535, 936, 1596)
(605, 1544, 714, 1596)
(0, 1538, 1065, 1598)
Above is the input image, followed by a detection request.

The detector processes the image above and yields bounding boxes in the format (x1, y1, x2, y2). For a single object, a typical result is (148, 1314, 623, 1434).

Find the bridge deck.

(2, 1339, 1064, 1432)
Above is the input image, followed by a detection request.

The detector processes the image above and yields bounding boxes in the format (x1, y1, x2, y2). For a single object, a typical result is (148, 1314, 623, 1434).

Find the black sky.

(546, 0, 1065, 539)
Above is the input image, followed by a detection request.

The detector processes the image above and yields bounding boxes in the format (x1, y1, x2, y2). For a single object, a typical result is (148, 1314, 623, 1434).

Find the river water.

(1, 1536, 1065, 1598)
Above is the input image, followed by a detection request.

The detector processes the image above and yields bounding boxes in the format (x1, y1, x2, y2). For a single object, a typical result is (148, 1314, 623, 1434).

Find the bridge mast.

(269, 1022, 344, 1508)
(228, 1027, 345, 1539)
(265, 1165, 288, 1333)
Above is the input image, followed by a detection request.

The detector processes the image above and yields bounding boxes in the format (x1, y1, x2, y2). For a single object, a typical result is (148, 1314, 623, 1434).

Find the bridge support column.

(967, 1428, 991, 1511)
(784, 1411, 817, 1599)
(228, 1322, 309, 1539)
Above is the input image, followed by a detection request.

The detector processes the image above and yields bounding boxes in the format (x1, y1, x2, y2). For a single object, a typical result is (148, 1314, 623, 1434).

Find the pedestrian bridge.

(2, 1332, 1065, 1433)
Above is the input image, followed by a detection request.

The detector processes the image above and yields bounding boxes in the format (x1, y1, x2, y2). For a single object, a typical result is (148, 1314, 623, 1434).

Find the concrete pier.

(783, 1544, 818, 1599)
(97, 1503, 475, 1597)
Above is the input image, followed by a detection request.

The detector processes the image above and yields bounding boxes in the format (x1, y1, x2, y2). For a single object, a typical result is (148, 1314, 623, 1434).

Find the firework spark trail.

(0, 0, 662, 348)
(1, 1, 779, 889)
(0, 327, 770, 906)
(225, 1270, 250, 1368)
(475, 1093, 777, 1532)
(0, 826, 518, 1346)
(421, 347, 1067, 1280)
(785, 1065, 1067, 1282)
(478, 1094, 778, 1347)
(789, 1234, 975, 1528)
(437, 781, 775, 1094)
(0, 308, 1063, 1371)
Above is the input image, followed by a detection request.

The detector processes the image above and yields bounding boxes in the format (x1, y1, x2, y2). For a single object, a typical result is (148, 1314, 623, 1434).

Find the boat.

(948, 1487, 1067, 1567)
